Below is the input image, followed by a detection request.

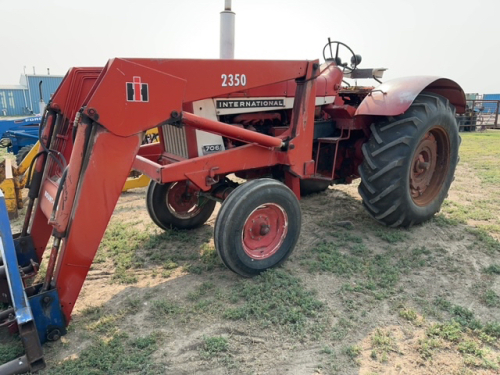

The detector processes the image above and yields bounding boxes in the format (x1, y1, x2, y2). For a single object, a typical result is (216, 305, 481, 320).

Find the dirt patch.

(358, 324, 497, 375)
(2, 158, 499, 374)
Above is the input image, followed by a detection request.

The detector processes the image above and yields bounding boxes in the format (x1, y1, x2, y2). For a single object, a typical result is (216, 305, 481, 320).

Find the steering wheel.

(322, 39, 360, 71)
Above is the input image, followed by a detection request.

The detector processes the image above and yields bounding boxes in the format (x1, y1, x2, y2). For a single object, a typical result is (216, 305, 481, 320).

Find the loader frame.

(0, 58, 320, 372)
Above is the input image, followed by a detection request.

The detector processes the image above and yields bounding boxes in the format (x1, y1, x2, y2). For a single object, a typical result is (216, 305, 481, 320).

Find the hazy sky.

(1, 0, 499, 94)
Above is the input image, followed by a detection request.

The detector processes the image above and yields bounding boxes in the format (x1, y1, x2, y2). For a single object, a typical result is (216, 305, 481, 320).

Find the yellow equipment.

(0, 130, 158, 218)
(0, 142, 40, 219)
(122, 173, 150, 192)
(120, 128, 158, 192)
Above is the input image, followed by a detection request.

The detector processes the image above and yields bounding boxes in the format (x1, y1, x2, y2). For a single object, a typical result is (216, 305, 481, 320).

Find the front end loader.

(0, 40, 465, 372)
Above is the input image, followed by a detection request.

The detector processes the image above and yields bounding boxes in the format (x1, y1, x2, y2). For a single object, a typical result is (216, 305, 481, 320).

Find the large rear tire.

(146, 180, 216, 230)
(358, 92, 459, 227)
(214, 179, 301, 277)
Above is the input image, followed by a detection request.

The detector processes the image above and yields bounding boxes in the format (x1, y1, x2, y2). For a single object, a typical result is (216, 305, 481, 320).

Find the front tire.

(214, 179, 301, 277)
(15, 144, 35, 165)
(146, 181, 216, 230)
(358, 92, 459, 227)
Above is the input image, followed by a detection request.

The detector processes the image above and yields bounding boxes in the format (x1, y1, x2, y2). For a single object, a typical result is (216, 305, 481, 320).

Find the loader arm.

(0, 58, 319, 373)
(40, 58, 318, 318)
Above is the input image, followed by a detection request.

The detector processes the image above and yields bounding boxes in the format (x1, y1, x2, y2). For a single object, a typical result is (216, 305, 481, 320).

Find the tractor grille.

(162, 124, 189, 159)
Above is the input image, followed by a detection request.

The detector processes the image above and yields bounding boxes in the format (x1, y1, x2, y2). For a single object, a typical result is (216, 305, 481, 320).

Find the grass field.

(0, 130, 499, 374)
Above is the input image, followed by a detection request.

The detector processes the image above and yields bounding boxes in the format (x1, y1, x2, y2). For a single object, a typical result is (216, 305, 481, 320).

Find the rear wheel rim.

(166, 182, 205, 219)
(410, 126, 450, 206)
(241, 203, 288, 260)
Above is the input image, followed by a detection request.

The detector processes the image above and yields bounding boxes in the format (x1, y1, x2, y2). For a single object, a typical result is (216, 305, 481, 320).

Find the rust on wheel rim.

(241, 203, 288, 260)
(410, 126, 450, 206)
(167, 182, 204, 219)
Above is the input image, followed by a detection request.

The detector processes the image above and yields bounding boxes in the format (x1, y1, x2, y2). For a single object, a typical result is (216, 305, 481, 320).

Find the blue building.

(0, 74, 64, 117)
(482, 94, 500, 114)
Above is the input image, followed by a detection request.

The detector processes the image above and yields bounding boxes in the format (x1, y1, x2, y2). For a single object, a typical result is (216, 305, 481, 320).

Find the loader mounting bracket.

(0, 192, 66, 374)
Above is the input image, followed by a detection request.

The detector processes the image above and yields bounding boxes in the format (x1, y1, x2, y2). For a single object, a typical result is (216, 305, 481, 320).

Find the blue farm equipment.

(0, 116, 41, 161)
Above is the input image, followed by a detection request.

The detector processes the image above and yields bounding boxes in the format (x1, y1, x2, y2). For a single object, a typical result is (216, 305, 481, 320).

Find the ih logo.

(126, 76, 149, 102)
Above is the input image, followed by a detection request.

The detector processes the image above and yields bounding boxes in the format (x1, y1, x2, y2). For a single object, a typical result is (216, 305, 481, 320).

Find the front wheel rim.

(166, 182, 205, 219)
(241, 203, 288, 260)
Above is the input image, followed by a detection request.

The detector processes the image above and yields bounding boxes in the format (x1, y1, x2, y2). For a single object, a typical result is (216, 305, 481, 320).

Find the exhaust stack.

(38, 81, 46, 114)
(220, 0, 235, 59)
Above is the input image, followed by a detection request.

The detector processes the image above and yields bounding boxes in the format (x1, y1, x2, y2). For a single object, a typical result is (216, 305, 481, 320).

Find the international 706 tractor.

(0, 39, 464, 372)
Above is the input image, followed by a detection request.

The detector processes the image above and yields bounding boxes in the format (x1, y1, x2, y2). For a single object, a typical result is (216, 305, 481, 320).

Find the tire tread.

(358, 92, 459, 227)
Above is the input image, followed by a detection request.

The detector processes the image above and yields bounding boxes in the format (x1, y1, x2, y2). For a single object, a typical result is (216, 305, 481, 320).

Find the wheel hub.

(410, 132, 437, 198)
(167, 182, 204, 219)
(409, 127, 450, 206)
(242, 204, 288, 260)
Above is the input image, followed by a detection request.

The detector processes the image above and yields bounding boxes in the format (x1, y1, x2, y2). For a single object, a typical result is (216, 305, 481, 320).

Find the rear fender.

(355, 76, 466, 117)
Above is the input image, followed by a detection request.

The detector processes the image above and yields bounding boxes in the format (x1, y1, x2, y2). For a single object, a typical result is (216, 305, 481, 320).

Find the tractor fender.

(355, 76, 466, 117)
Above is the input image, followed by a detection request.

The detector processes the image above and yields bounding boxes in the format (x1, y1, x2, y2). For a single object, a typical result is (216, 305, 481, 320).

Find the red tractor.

(0, 39, 464, 372)
(145, 40, 464, 272)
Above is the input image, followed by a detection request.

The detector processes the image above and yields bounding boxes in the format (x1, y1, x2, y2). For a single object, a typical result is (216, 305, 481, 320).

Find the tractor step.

(314, 128, 352, 180)
(310, 174, 334, 180)
(316, 137, 342, 143)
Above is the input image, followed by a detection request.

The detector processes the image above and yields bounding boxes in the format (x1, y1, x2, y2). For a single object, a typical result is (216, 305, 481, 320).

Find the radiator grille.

(162, 124, 189, 158)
